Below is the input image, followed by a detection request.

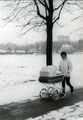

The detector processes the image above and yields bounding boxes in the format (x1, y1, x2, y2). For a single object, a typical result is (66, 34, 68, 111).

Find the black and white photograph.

(0, 0, 83, 120)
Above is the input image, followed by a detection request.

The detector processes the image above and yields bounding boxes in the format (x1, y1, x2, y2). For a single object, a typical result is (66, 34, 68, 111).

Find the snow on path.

(26, 101, 83, 120)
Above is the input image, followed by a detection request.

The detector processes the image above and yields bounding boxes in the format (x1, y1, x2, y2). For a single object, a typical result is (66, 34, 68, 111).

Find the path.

(0, 87, 83, 120)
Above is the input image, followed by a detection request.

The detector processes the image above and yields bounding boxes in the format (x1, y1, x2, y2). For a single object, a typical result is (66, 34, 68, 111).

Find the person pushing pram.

(59, 51, 74, 98)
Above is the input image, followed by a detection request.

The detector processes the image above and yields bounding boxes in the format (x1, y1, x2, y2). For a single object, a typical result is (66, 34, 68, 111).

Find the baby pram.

(39, 66, 64, 101)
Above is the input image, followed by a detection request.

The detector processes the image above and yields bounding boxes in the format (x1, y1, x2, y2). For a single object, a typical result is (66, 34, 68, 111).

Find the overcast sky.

(0, 1, 83, 45)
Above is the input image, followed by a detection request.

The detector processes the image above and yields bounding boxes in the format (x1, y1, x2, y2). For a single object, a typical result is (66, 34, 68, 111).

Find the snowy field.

(0, 53, 83, 105)
(0, 53, 83, 120)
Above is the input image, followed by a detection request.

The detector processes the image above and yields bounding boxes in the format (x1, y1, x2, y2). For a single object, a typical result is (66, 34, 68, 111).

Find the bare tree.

(3, 0, 81, 65)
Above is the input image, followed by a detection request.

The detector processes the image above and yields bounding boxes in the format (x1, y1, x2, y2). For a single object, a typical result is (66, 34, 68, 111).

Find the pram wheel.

(40, 88, 48, 100)
(48, 86, 55, 96)
(48, 87, 59, 101)
(52, 89, 59, 101)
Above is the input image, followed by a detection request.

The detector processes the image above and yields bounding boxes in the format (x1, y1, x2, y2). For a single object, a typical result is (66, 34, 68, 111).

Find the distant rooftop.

(57, 35, 70, 41)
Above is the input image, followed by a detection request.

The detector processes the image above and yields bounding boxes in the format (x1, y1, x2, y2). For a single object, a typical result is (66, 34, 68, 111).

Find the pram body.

(39, 66, 64, 101)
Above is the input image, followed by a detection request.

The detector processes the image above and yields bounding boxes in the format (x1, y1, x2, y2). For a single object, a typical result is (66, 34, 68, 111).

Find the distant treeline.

(0, 39, 83, 54)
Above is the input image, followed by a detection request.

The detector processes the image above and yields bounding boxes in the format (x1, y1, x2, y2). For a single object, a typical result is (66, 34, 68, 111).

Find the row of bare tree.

(0, 40, 82, 54)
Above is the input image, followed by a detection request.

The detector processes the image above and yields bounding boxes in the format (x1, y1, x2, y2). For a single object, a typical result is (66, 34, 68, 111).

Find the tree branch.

(22, 26, 38, 35)
(43, 0, 49, 10)
(36, 20, 45, 31)
(38, 0, 45, 7)
(38, 0, 49, 10)
(33, 0, 46, 20)
(69, 27, 83, 35)
(22, 22, 45, 35)
(53, 0, 67, 24)
(22, 16, 38, 28)
(53, 0, 68, 11)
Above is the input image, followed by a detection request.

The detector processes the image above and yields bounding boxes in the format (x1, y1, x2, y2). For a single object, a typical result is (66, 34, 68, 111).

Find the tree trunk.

(46, 22, 53, 66)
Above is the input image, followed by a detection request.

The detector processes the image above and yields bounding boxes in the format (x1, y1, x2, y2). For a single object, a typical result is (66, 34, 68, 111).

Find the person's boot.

(71, 86, 74, 93)
(60, 92, 65, 98)
(62, 88, 65, 94)
(60, 88, 65, 98)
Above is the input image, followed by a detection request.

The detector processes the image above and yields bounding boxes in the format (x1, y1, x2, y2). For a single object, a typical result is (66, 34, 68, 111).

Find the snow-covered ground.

(0, 53, 83, 105)
(27, 101, 83, 120)
(0, 53, 83, 120)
